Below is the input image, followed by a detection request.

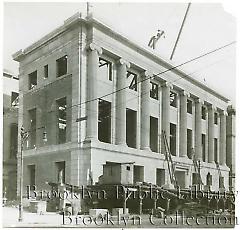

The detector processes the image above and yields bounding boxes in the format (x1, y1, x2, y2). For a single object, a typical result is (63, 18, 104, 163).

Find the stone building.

(3, 69, 19, 200)
(12, 12, 235, 195)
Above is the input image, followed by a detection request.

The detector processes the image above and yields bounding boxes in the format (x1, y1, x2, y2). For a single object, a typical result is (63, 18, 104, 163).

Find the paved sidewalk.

(2, 206, 63, 227)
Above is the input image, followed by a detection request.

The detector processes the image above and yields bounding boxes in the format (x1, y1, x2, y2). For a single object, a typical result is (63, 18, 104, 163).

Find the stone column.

(115, 59, 130, 145)
(161, 82, 173, 153)
(219, 110, 227, 166)
(208, 105, 215, 163)
(85, 43, 102, 140)
(140, 71, 151, 150)
(179, 90, 189, 157)
(194, 98, 202, 160)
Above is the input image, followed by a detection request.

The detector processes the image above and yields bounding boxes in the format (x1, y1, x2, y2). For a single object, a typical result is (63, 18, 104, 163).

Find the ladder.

(191, 149, 203, 185)
(216, 162, 222, 177)
(162, 130, 178, 188)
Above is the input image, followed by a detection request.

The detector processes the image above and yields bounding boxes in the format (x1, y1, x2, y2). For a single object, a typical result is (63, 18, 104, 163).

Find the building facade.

(12, 13, 235, 195)
(3, 69, 19, 200)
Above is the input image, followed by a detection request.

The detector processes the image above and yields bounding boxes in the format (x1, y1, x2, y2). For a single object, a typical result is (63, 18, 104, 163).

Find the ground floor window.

(56, 161, 65, 184)
(133, 165, 144, 183)
(28, 165, 36, 189)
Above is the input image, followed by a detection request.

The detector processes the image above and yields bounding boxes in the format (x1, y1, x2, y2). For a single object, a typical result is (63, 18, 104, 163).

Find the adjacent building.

(3, 69, 19, 200)
(12, 12, 235, 196)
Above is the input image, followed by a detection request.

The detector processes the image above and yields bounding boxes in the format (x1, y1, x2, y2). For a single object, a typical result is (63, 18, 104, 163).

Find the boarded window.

(170, 91, 177, 107)
(56, 55, 67, 77)
(99, 58, 112, 81)
(187, 99, 192, 114)
(29, 109, 36, 149)
(127, 71, 137, 91)
(126, 108, 137, 148)
(156, 169, 165, 186)
(170, 123, 177, 156)
(150, 116, 158, 152)
(57, 97, 67, 144)
(28, 71, 37, 90)
(150, 82, 158, 100)
(98, 99, 111, 143)
(133, 165, 144, 183)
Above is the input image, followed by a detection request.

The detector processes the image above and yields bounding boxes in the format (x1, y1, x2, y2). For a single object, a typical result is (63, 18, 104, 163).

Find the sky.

(3, 2, 236, 105)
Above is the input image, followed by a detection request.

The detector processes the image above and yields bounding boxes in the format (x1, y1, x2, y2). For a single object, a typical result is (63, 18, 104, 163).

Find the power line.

(40, 41, 235, 115)
(5, 41, 236, 127)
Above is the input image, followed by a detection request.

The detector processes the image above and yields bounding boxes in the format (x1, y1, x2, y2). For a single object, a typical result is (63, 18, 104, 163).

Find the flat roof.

(12, 12, 230, 103)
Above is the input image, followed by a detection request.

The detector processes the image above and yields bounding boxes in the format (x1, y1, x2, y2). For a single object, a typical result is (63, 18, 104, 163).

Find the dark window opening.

(156, 169, 165, 186)
(192, 173, 198, 185)
(187, 129, 192, 159)
(170, 123, 177, 156)
(29, 109, 36, 149)
(99, 58, 112, 81)
(98, 99, 111, 143)
(11, 92, 19, 107)
(127, 71, 137, 91)
(126, 166, 130, 171)
(202, 106, 207, 120)
(150, 82, 159, 100)
(10, 123, 18, 159)
(170, 91, 177, 107)
(28, 165, 36, 189)
(219, 176, 224, 188)
(57, 97, 67, 144)
(28, 71, 37, 90)
(206, 173, 212, 186)
(44, 65, 48, 78)
(150, 116, 158, 152)
(214, 138, 218, 163)
(133, 165, 144, 183)
(214, 112, 218, 125)
(187, 99, 193, 114)
(56, 55, 67, 77)
(126, 108, 137, 148)
(202, 134, 206, 162)
(56, 161, 65, 184)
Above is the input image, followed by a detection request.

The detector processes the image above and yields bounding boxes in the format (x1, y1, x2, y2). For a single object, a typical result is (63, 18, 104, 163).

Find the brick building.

(3, 69, 19, 200)
(12, 13, 235, 195)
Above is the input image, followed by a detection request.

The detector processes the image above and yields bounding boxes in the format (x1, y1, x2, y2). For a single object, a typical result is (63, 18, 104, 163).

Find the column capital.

(142, 70, 153, 78)
(208, 104, 217, 111)
(195, 98, 204, 105)
(219, 110, 228, 116)
(118, 58, 131, 68)
(87, 43, 103, 55)
(180, 90, 190, 97)
(162, 81, 173, 90)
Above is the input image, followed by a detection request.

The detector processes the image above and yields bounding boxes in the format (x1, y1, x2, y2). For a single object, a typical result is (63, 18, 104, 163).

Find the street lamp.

(18, 126, 47, 222)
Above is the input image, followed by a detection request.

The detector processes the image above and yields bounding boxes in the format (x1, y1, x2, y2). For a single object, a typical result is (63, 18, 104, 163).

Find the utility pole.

(18, 127, 29, 222)
(170, 3, 191, 60)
